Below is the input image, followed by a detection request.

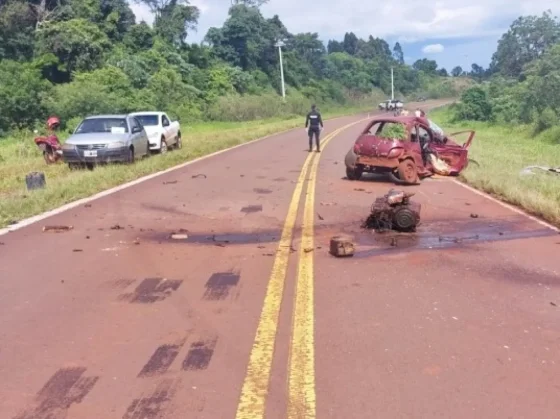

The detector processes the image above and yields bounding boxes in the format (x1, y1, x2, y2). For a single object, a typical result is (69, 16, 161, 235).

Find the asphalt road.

(1, 101, 559, 419)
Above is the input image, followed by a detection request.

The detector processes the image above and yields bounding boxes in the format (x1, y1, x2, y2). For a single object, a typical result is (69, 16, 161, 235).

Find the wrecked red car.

(344, 115, 475, 184)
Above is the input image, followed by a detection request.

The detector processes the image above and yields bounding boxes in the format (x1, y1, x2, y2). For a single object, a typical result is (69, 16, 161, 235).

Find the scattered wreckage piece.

(43, 225, 73, 233)
(362, 189, 421, 232)
(329, 235, 355, 257)
(344, 115, 476, 184)
(26, 171, 46, 191)
(170, 229, 189, 240)
(519, 165, 560, 176)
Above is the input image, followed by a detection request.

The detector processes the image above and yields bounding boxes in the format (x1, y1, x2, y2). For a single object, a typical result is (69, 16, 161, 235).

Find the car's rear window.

(366, 121, 407, 140)
(133, 115, 159, 126)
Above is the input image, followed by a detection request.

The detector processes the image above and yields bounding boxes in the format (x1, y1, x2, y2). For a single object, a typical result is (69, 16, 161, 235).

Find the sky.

(129, 0, 560, 72)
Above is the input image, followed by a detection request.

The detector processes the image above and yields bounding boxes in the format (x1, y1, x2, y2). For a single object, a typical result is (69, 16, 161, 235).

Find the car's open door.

(449, 130, 476, 149)
(429, 130, 475, 175)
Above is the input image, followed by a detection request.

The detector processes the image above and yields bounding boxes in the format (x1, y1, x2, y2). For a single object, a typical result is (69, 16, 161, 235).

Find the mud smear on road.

(142, 229, 281, 247)
(241, 204, 263, 214)
(352, 222, 557, 258)
(14, 367, 99, 419)
(119, 278, 183, 303)
(182, 337, 218, 371)
(253, 188, 272, 194)
(466, 262, 560, 287)
(123, 379, 179, 419)
(103, 278, 136, 290)
(203, 272, 240, 300)
(138, 339, 186, 378)
(316, 217, 557, 259)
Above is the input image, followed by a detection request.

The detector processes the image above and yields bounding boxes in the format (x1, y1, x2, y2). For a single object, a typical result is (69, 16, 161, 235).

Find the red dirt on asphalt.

(1, 100, 558, 418)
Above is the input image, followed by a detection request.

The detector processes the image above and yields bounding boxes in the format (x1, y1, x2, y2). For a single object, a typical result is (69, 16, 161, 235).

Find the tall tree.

(413, 58, 438, 74)
(451, 66, 463, 77)
(392, 42, 404, 64)
(470, 63, 485, 80)
(154, 0, 199, 46)
(342, 32, 358, 55)
(327, 40, 344, 54)
(490, 11, 560, 77)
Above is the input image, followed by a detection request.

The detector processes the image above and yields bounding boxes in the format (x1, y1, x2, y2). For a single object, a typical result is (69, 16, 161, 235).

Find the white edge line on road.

(0, 113, 367, 237)
(452, 179, 559, 233)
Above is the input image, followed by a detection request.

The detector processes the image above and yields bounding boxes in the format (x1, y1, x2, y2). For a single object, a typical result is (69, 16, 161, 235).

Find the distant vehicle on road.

(378, 99, 404, 111)
(344, 115, 475, 184)
(62, 114, 150, 170)
(129, 111, 181, 154)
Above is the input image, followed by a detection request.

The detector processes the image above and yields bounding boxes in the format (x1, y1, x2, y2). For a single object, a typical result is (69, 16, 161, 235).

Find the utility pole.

(275, 40, 286, 100)
(391, 66, 394, 100)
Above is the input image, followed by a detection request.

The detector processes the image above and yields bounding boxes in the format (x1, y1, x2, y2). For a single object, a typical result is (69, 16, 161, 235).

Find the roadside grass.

(430, 107, 560, 227)
(0, 105, 369, 228)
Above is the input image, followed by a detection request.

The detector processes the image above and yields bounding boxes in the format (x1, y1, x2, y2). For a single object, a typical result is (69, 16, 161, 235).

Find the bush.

(453, 86, 493, 121)
(0, 60, 52, 133)
(535, 107, 558, 133)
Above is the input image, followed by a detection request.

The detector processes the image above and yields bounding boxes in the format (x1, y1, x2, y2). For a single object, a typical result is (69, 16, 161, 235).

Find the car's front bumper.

(62, 146, 129, 164)
(148, 140, 161, 150)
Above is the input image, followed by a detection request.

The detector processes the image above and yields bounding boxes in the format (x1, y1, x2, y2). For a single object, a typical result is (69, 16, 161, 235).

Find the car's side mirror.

(132, 126, 141, 133)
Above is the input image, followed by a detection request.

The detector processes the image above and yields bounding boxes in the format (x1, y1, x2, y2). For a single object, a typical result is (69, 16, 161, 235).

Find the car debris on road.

(25, 171, 46, 191)
(329, 235, 355, 257)
(362, 189, 421, 232)
(43, 225, 73, 233)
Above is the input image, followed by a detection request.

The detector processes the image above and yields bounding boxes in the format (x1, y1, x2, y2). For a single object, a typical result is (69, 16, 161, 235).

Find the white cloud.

(422, 44, 444, 54)
(128, 0, 560, 45)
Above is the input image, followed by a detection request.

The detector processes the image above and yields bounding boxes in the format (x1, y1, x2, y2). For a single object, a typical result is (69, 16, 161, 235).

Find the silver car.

(62, 114, 150, 169)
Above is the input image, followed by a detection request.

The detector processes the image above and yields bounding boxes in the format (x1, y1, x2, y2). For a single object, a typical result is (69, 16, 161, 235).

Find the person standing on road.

(305, 104, 323, 152)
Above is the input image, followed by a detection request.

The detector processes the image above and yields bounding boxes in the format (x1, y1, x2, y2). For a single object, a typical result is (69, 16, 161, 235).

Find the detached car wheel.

(396, 159, 418, 184)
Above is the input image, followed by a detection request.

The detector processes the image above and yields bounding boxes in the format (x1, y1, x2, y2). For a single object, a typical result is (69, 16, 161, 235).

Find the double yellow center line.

(235, 118, 368, 419)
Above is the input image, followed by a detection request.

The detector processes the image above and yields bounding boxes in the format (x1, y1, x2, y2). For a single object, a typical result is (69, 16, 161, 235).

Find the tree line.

(453, 10, 560, 133)
(0, 0, 460, 135)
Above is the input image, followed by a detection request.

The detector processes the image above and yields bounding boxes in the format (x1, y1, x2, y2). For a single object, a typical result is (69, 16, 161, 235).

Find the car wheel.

(346, 166, 363, 180)
(396, 159, 418, 184)
(127, 146, 135, 164)
(160, 138, 168, 154)
(175, 134, 182, 150)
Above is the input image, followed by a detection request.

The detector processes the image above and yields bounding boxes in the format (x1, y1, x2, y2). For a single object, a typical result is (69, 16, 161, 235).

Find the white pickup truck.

(378, 99, 404, 111)
(129, 111, 181, 153)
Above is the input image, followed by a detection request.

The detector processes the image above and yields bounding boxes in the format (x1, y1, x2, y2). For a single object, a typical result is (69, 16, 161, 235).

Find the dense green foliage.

(454, 11, 560, 136)
(0, 0, 459, 136)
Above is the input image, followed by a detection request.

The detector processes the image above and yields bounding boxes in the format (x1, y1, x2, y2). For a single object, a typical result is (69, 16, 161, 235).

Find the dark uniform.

(305, 105, 323, 152)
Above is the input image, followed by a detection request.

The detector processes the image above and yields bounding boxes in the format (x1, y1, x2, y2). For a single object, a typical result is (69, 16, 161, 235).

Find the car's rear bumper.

(356, 155, 400, 169)
(63, 147, 129, 163)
